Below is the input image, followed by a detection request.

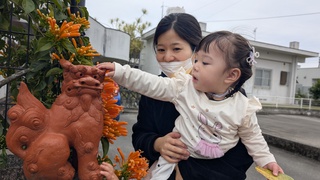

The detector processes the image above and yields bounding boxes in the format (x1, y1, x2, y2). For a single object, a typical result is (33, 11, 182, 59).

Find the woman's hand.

(100, 162, 119, 180)
(96, 62, 115, 77)
(154, 132, 190, 163)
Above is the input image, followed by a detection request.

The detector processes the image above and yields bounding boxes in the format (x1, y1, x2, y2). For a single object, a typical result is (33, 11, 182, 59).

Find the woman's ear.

(225, 68, 241, 84)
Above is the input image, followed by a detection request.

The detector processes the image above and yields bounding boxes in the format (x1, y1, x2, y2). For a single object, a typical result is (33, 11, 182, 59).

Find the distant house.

(139, 24, 319, 104)
(296, 65, 320, 98)
(86, 17, 131, 64)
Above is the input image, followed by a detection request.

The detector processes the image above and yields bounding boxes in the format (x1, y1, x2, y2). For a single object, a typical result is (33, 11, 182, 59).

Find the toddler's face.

(191, 43, 229, 94)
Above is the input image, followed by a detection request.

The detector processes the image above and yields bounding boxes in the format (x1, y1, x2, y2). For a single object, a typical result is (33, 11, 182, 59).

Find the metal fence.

(252, 95, 320, 110)
(119, 86, 140, 109)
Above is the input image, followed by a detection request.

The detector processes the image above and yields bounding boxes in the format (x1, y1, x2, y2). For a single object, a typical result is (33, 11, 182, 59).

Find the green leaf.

(61, 39, 76, 54)
(51, 0, 63, 10)
(22, 0, 35, 14)
(29, 60, 49, 72)
(26, 71, 36, 81)
(0, 16, 10, 31)
(101, 137, 110, 157)
(46, 67, 62, 77)
(35, 37, 54, 53)
(34, 80, 47, 92)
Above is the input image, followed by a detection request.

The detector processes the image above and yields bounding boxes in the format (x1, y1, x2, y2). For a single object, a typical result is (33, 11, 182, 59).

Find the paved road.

(106, 112, 320, 179)
(257, 114, 320, 149)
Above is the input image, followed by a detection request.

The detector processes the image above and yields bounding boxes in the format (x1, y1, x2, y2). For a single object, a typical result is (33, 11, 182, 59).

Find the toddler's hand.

(96, 62, 115, 77)
(100, 162, 118, 180)
(263, 162, 284, 176)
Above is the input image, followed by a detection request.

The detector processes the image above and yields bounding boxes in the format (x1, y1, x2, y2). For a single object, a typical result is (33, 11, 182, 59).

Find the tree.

(110, 9, 151, 65)
(309, 79, 320, 100)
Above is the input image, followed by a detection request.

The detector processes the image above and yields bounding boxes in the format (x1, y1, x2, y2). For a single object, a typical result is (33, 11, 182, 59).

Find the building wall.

(249, 57, 293, 103)
(296, 67, 320, 96)
(140, 39, 159, 74)
(86, 17, 130, 63)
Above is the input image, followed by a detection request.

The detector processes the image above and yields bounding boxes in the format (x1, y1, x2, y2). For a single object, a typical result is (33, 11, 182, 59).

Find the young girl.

(97, 31, 284, 179)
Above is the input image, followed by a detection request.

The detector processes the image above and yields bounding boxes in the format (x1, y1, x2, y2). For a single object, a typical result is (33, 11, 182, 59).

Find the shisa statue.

(6, 59, 105, 180)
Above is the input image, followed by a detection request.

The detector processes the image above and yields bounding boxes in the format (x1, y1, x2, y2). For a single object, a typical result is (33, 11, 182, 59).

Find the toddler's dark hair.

(196, 31, 254, 97)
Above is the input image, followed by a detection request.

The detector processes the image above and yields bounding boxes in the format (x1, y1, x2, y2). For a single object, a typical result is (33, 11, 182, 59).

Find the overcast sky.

(86, 0, 320, 68)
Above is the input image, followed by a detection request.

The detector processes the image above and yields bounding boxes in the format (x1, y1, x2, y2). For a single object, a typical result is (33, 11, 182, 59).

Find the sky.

(86, 0, 320, 68)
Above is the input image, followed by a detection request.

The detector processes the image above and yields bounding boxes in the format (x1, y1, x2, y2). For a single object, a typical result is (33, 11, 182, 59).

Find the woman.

(131, 13, 254, 180)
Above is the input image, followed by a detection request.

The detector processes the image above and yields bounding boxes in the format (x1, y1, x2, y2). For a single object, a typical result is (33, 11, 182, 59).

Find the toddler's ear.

(225, 68, 241, 84)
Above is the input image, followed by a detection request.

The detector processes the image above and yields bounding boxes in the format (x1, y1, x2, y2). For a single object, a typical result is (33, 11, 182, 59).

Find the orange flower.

(101, 77, 126, 144)
(71, 38, 100, 59)
(67, 7, 90, 29)
(57, 21, 81, 40)
(113, 148, 149, 180)
(39, 10, 81, 41)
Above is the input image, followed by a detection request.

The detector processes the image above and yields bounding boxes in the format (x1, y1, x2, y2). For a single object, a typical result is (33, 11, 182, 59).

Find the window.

(280, 71, 288, 85)
(254, 69, 271, 88)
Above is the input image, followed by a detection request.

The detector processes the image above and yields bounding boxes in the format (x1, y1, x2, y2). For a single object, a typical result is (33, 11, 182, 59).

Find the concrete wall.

(296, 66, 320, 96)
(86, 17, 130, 63)
(258, 106, 320, 117)
(0, 76, 6, 99)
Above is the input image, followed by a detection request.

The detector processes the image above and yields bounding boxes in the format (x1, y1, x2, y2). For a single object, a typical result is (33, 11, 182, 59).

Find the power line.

(205, 12, 320, 22)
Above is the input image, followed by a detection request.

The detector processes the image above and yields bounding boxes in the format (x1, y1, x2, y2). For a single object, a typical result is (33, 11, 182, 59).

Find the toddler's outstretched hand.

(96, 62, 115, 77)
(100, 162, 118, 180)
(263, 162, 284, 176)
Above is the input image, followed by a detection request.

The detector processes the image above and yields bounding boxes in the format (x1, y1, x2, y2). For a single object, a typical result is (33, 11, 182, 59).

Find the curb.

(263, 133, 320, 162)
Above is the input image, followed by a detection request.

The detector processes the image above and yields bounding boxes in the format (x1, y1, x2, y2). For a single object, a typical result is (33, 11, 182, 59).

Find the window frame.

(254, 68, 272, 88)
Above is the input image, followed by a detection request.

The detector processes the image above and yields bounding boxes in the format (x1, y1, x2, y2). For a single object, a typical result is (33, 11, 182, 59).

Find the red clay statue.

(6, 59, 105, 180)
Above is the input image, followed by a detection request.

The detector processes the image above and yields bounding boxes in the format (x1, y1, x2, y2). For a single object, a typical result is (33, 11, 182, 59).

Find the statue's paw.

(57, 164, 75, 180)
(88, 171, 102, 180)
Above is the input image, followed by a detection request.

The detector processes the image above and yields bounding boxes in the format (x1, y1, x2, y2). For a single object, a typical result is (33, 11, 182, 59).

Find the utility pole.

(253, 27, 257, 40)
(161, 2, 164, 18)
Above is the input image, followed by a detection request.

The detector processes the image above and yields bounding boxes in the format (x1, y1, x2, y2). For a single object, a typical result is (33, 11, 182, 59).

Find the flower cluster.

(71, 38, 100, 60)
(114, 148, 149, 180)
(67, 7, 90, 29)
(101, 77, 127, 144)
(37, 9, 81, 41)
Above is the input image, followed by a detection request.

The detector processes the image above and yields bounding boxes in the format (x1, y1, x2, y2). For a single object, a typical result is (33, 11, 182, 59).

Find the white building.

(296, 64, 320, 97)
(139, 25, 319, 104)
(86, 17, 130, 64)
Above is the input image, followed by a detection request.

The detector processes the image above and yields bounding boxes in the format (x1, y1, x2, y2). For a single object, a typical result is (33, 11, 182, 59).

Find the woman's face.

(155, 29, 193, 62)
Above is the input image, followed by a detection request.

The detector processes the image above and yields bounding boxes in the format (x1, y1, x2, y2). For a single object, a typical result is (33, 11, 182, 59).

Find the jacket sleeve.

(238, 97, 276, 167)
(113, 63, 179, 102)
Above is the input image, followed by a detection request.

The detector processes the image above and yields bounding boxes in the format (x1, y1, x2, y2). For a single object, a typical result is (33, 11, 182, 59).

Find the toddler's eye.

(194, 59, 198, 63)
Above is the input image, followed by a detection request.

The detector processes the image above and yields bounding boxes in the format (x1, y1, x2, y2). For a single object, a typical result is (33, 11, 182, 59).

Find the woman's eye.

(173, 48, 181, 51)
(156, 49, 165, 52)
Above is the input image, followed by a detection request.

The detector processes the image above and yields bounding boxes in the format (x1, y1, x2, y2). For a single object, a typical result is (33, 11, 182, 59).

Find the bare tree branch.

(0, 69, 30, 88)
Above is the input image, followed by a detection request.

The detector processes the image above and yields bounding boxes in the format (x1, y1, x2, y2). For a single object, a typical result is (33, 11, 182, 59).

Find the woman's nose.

(163, 52, 175, 62)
